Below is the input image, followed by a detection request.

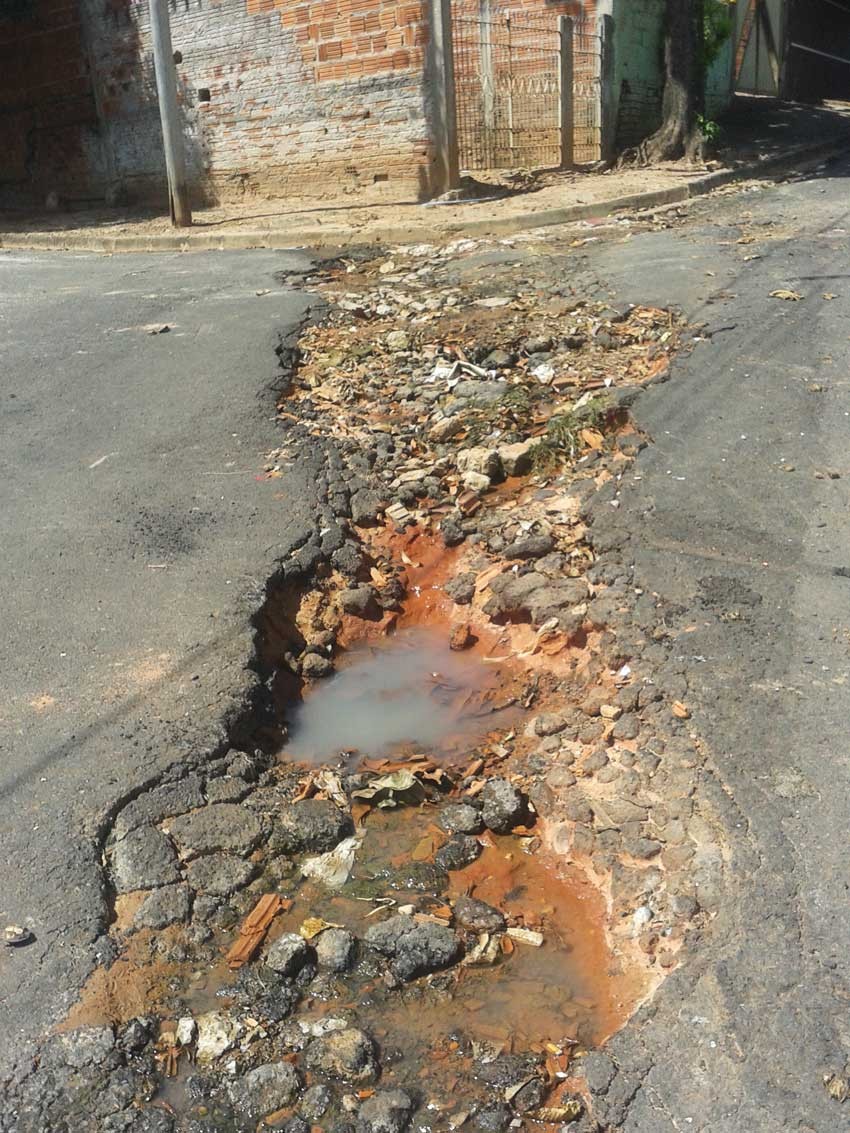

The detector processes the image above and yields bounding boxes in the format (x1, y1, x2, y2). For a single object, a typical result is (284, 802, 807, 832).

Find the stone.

(473, 1104, 513, 1133)
(186, 853, 256, 896)
(443, 573, 476, 605)
(430, 416, 465, 443)
(304, 1027, 379, 1084)
(299, 1083, 333, 1121)
(118, 1018, 151, 1054)
(533, 712, 567, 737)
(302, 652, 334, 679)
(434, 833, 481, 872)
(463, 470, 492, 494)
(480, 779, 526, 833)
(271, 800, 354, 854)
(456, 447, 504, 482)
(350, 489, 383, 525)
(498, 440, 535, 477)
(316, 928, 357, 972)
(453, 895, 505, 933)
(176, 1017, 196, 1046)
(356, 1089, 414, 1133)
(266, 932, 312, 976)
(167, 804, 264, 858)
(195, 1012, 242, 1063)
(386, 330, 410, 351)
(230, 1062, 301, 1120)
(437, 803, 483, 835)
(612, 713, 640, 740)
(449, 623, 474, 651)
(112, 826, 178, 893)
(440, 515, 466, 547)
(502, 533, 554, 560)
(365, 914, 462, 981)
(134, 882, 191, 930)
(626, 837, 663, 860)
(339, 586, 379, 618)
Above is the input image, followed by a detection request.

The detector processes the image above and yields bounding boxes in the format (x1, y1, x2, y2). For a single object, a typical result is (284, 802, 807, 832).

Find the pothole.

(10, 239, 731, 1133)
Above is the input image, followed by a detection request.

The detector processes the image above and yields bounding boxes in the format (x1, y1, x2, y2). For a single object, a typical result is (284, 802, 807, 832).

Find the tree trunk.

(633, 0, 706, 164)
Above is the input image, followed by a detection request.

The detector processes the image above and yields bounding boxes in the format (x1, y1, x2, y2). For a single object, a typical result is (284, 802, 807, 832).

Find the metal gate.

(452, 10, 602, 172)
(453, 10, 561, 169)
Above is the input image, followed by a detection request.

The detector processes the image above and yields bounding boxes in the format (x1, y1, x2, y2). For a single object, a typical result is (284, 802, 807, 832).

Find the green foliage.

(528, 394, 612, 472)
(697, 114, 721, 143)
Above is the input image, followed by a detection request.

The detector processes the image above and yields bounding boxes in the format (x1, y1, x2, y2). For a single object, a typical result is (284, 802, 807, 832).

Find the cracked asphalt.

(579, 158, 850, 1130)
(0, 249, 321, 1077)
(3, 155, 850, 1131)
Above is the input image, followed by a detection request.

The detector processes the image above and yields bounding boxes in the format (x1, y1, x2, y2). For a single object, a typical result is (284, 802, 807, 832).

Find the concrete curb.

(1, 138, 844, 255)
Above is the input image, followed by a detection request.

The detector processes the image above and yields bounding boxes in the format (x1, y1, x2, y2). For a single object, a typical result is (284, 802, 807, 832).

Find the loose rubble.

(2, 235, 733, 1133)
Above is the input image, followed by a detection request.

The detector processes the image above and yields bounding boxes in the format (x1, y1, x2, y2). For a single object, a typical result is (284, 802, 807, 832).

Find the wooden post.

(430, 0, 461, 194)
(149, 0, 192, 226)
(598, 13, 616, 163)
(558, 15, 574, 169)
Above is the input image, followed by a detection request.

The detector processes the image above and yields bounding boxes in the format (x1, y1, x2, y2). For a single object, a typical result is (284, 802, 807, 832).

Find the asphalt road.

(0, 249, 320, 1074)
(581, 159, 850, 1130)
(4, 160, 850, 1132)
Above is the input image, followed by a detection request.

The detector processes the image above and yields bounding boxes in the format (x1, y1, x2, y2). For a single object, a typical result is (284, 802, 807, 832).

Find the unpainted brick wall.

(83, 0, 437, 205)
(0, 0, 109, 204)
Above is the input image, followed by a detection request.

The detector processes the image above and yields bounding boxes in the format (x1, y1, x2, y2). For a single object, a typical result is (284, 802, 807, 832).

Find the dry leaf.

(579, 427, 604, 450)
(769, 289, 803, 301)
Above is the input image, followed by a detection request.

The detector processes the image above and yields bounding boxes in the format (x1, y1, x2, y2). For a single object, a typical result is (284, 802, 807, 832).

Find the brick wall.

(80, 0, 438, 205)
(0, 0, 109, 205)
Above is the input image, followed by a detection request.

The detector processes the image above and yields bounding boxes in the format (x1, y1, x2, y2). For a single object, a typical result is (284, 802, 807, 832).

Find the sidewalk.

(2, 96, 849, 253)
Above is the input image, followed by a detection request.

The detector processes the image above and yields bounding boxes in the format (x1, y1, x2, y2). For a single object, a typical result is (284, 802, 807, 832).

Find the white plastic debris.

(301, 831, 365, 889)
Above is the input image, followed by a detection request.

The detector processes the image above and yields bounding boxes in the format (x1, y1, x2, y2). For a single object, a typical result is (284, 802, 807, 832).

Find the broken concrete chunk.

(454, 895, 506, 933)
(303, 1027, 379, 1083)
(230, 1061, 301, 1120)
(498, 440, 536, 477)
(315, 927, 357, 972)
(480, 779, 526, 833)
(265, 932, 312, 977)
(186, 853, 256, 897)
(502, 533, 554, 560)
(134, 882, 191, 930)
(437, 802, 483, 835)
(456, 446, 504, 482)
(365, 913, 462, 981)
(435, 833, 482, 871)
(271, 800, 354, 854)
(339, 586, 379, 618)
(356, 1088, 414, 1133)
(112, 825, 178, 893)
(167, 803, 264, 859)
(195, 1012, 243, 1063)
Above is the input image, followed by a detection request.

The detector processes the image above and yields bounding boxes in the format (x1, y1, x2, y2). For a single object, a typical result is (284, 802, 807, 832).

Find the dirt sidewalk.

(2, 97, 849, 253)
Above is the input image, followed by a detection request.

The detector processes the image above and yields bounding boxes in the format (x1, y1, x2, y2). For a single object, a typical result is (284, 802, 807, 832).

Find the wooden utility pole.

(149, 0, 192, 226)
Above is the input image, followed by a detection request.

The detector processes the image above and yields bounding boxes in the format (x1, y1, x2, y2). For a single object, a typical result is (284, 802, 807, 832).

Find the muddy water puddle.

(286, 629, 518, 765)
